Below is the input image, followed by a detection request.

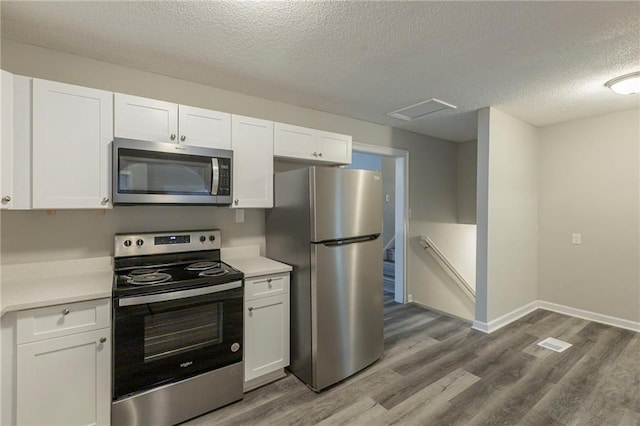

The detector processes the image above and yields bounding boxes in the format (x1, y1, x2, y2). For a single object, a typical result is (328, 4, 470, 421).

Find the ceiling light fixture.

(387, 98, 457, 121)
(604, 71, 640, 95)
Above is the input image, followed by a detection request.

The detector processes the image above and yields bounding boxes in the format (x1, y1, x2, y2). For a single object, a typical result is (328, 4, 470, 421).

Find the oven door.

(112, 138, 232, 205)
(113, 282, 243, 400)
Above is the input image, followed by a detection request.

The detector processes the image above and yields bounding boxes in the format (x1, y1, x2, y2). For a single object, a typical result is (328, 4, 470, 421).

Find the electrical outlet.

(572, 233, 582, 245)
(235, 209, 245, 223)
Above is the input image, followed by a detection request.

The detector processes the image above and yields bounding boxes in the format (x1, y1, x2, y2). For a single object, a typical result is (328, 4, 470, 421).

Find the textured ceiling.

(1, 1, 639, 142)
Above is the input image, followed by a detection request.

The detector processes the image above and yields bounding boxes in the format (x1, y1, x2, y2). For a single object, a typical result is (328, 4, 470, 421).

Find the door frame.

(351, 142, 409, 304)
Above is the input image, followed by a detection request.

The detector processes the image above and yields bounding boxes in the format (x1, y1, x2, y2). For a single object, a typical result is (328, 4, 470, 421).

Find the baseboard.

(472, 300, 640, 334)
(537, 301, 640, 333)
(472, 300, 539, 334)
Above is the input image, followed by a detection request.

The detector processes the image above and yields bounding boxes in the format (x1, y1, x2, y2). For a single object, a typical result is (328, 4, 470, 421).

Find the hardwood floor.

(184, 294, 640, 426)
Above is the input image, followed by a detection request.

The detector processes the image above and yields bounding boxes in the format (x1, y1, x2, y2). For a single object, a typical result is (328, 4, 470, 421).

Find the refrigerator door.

(311, 167, 382, 242)
(311, 234, 383, 391)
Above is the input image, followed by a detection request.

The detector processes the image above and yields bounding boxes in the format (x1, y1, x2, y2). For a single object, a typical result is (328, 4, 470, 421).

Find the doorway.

(347, 143, 408, 304)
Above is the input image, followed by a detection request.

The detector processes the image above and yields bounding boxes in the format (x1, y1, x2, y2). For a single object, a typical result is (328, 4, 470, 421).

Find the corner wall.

(476, 107, 539, 324)
(539, 108, 640, 323)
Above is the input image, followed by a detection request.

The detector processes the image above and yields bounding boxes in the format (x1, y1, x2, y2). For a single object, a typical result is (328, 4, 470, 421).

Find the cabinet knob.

(267, 278, 272, 283)
(62, 308, 70, 315)
(1, 196, 11, 203)
(180, 135, 186, 142)
(99, 337, 107, 343)
(170, 134, 177, 141)
(248, 307, 253, 312)
(101, 197, 109, 205)
(312, 152, 318, 157)
(234, 199, 239, 206)
(318, 152, 323, 157)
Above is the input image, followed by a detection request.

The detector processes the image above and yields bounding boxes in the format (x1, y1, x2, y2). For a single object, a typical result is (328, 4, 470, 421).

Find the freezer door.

(311, 167, 382, 242)
(311, 235, 383, 391)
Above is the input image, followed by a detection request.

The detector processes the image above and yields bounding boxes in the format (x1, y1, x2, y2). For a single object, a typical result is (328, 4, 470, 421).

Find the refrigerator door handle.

(321, 234, 380, 247)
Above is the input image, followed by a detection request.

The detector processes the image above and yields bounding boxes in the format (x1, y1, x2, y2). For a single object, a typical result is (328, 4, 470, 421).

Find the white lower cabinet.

(244, 273, 290, 388)
(15, 299, 111, 426)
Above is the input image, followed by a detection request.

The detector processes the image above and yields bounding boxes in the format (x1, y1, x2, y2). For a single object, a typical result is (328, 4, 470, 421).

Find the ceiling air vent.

(387, 98, 457, 121)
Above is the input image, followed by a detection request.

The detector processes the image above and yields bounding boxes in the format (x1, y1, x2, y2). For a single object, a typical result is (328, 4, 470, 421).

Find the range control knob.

(200, 235, 207, 242)
(209, 235, 216, 242)
(123, 240, 132, 247)
(136, 239, 144, 247)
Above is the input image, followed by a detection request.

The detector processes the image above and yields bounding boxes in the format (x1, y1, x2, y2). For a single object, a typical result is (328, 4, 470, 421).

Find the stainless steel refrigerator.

(266, 166, 383, 391)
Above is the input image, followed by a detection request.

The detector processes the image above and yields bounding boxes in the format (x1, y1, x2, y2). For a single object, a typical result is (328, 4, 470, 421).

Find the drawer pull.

(62, 309, 70, 315)
(99, 337, 107, 343)
(248, 307, 253, 312)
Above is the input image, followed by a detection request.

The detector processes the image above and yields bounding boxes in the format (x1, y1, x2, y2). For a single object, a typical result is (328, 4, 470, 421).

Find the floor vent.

(537, 337, 572, 353)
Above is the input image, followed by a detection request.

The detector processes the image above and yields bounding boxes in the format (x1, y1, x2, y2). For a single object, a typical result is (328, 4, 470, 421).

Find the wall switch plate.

(235, 209, 245, 223)
(572, 233, 582, 245)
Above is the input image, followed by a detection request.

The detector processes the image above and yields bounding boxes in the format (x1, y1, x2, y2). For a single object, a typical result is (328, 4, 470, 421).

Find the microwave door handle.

(211, 158, 219, 195)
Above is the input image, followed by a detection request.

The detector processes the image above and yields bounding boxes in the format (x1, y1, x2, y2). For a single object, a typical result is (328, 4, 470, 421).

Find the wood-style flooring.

(184, 293, 640, 426)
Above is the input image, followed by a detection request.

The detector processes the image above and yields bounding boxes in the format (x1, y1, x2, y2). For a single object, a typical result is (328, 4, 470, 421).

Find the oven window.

(118, 149, 212, 195)
(144, 303, 222, 362)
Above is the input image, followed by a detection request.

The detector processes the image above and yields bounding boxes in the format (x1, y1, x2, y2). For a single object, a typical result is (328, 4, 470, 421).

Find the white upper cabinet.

(178, 105, 231, 149)
(1, 70, 14, 209)
(114, 93, 231, 149)
(274, 122, 352, 165)
(231, 115, 274, 208)
(114, 93, 177, 143)
(32, 79, 113, 209)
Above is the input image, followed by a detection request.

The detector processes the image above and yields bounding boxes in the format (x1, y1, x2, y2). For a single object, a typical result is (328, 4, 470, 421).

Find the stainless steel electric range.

(111, 229, 244, 426)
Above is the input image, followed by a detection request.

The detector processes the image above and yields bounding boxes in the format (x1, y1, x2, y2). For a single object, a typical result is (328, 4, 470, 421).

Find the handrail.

(419, 236, 475, 301)
(382, 236, 395, 253)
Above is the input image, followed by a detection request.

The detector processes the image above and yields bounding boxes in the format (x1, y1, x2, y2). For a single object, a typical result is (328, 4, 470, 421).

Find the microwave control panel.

(217, 158, 231, 196)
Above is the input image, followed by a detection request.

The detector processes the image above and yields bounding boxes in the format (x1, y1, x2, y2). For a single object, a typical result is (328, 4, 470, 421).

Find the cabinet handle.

(99, 337, 107, 343)
(267, 278, 272, 283)
(312, 152, 318, 157)
(101, 197, 109, 204)
(62, 308, 70, 315)
(170, 134, 177, 141)
(318, 152, 323, 157)
(180, 135, 186, 142)
(1, 196, 11, 203)
(234, 199, 239, 206)
(248, 307, 253, 312)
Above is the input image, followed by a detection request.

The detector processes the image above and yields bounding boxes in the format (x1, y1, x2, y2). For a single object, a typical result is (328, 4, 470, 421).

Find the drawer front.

(245, 274, 289, 301)
(17, 298, 111, 344)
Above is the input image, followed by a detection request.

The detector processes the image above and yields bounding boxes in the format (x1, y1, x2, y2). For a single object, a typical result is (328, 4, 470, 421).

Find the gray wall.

(1, 40, 462, 316)
(457, 140, 477, 224)
(476, 107, 539, 324)
(539, 108, 640, 322)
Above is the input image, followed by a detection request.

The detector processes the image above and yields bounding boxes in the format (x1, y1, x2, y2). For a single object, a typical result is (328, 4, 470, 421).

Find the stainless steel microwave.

(112, 138, 232, 205)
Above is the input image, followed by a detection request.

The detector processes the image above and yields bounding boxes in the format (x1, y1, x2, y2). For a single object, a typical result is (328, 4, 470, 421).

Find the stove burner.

(186, 261, 221, 271)
(129, 268, 161, 276)
(199, 268, 228, 277)
(127, 272, 172, 285)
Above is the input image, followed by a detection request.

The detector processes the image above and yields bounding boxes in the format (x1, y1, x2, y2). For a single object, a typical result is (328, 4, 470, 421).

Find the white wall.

(1, 39, 464, 320)
(476, 107, 539, 323)
(539, 108, 640, 323)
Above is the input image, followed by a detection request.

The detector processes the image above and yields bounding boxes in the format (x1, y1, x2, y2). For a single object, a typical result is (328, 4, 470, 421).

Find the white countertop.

(1, 257, 113, 316)
(222, 245, 292, 278)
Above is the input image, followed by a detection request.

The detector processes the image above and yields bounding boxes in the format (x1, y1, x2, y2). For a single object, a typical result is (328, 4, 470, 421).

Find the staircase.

(383, 247, 395, 294)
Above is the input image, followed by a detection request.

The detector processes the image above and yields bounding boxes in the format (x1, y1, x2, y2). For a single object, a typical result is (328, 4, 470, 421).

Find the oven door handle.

(117, 281, 242, 307)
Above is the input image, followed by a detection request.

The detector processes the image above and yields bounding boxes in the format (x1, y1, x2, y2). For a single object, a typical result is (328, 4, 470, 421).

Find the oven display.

(155, 235, 190, 245)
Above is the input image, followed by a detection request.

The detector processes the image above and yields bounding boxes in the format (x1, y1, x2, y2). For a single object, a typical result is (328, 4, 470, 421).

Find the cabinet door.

(273, 122, 316, 160)
(244, 294, 290, 382)
(32, 79, 112, 209)
(231, 115, 274, 208)
(317, 130, 352, 164)
(178, 105, 231, 149)
(114, 93, 178, 143)
(1, 70, 13, 209)
(17, 329, 111, 426)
